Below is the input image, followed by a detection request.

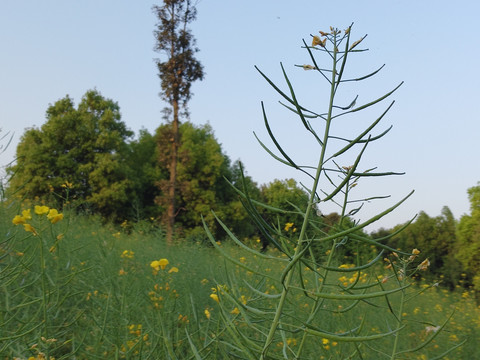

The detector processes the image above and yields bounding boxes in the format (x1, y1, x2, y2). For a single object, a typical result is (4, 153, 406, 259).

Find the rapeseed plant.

(202, 24, 463, 359)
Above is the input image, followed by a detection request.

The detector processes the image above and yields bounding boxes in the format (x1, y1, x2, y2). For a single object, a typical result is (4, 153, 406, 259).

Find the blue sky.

(1, 0, 479, 230)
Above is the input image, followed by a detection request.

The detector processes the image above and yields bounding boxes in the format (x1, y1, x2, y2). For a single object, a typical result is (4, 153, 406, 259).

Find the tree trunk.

(166, 99, 179, 243)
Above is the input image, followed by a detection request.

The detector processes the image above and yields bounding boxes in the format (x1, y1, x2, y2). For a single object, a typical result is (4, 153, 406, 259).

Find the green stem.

(295, 240, 338, 357)
(390, 264, 407, 360)
(39, 235, 49, 355)
(260, 33, 339, 359)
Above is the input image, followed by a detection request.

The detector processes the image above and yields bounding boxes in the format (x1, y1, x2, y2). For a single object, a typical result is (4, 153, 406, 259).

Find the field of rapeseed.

(1, 201, 479, 359)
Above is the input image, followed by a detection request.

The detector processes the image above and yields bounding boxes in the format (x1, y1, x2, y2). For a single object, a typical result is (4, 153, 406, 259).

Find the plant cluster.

(202, 24, 463, 359)
(0, 203, 476, 358)
(1, 23, 475, 360)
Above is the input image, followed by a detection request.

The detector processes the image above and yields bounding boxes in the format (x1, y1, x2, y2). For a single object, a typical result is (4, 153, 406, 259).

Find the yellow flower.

(23, 223, 38, 235)
(230, 307, 240, 315)
(121, 250, 134, 259)
(150, 258, 169, 271)
(312, 35, 326, 47)
(178, 314, 189, 324)
(204, 309, 211, 319)
(284, 222, 294, 232)
(158, 258, 169, 270)
(47, 208, 63, 224)
(449, 334, 459, 341)
(22, 209, 32, 220)
(12, 215, 26, 225)
(61, 180, 73, 188)
(210, 293, 219, 303)
(322, 338, 329, 345)
(409, 248, 421, 261)
(418, 258, 430, 271)
(168, 266, 179, 273)
(34, 205, 50, 215)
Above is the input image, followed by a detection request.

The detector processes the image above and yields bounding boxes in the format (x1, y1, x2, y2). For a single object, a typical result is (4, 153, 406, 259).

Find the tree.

(8, 90, 133, 221)
(456, 183, 480, 298)
(153, 0, 204, 242)
(260, 179, 311, 232)
(383, 207, 461, 289)
(125, 129, 166, 221)
(155, 122, 236, 239)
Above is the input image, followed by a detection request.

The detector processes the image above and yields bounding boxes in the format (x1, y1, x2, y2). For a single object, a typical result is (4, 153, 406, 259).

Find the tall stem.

(260, 34, 339, 359)
(39, 235, 49, 356)
(390, 264, 407, 359)
(166, 99, 179, 244)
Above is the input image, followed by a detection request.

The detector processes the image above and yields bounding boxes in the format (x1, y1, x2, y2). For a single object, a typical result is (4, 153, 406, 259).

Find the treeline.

(372, 185, 480, 295)
(6, 90, 480, 295)
(6, 90, 311, 241)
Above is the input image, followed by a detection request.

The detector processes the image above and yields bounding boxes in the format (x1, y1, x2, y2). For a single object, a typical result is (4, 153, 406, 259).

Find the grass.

(1, 204, 478, 359)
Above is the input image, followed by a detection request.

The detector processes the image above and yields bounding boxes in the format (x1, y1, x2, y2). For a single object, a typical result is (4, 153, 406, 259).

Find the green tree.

(456, 183, 480, 298)
(125, 129, 166, 221)
(384, 207, 461, 288)
(318, 212, 374, 263)
(260, 178, 311, 232)
(225, 160, 262, 240)
(155, 122, 237, 239)
(8, 90, 133, 220)
(153, 0, 204, 242)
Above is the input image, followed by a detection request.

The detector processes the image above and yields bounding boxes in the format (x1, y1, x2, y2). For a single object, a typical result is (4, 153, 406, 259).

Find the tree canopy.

(382, 207, 461, 289)
(8, 90, 133, 220)
(155, 122, 244, 239)
(455, 183, 480, 295)
(6, 87, 480, 297)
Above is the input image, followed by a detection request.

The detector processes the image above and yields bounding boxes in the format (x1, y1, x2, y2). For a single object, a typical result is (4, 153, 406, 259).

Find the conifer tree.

(153, 0, 204, 242)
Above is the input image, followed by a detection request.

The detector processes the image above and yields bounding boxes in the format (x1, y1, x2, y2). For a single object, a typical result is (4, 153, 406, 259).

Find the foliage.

(0, 207, 475, 358)
(260, 178, 312, 230)
(7, 90, 133, 221)
(155, 122, 250, 240)
(153, 0, 204, 110)
(125, 129, 166, 221)
(153, 0, 205, 242)
(202, 25, 462, 359)
(380, 207, 462, 289)
(321, 212, 376, 262)
(455, 183, 480, 297)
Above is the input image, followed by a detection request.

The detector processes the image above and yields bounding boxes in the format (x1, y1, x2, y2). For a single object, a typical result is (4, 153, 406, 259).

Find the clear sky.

(1, 0, 479, 231)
